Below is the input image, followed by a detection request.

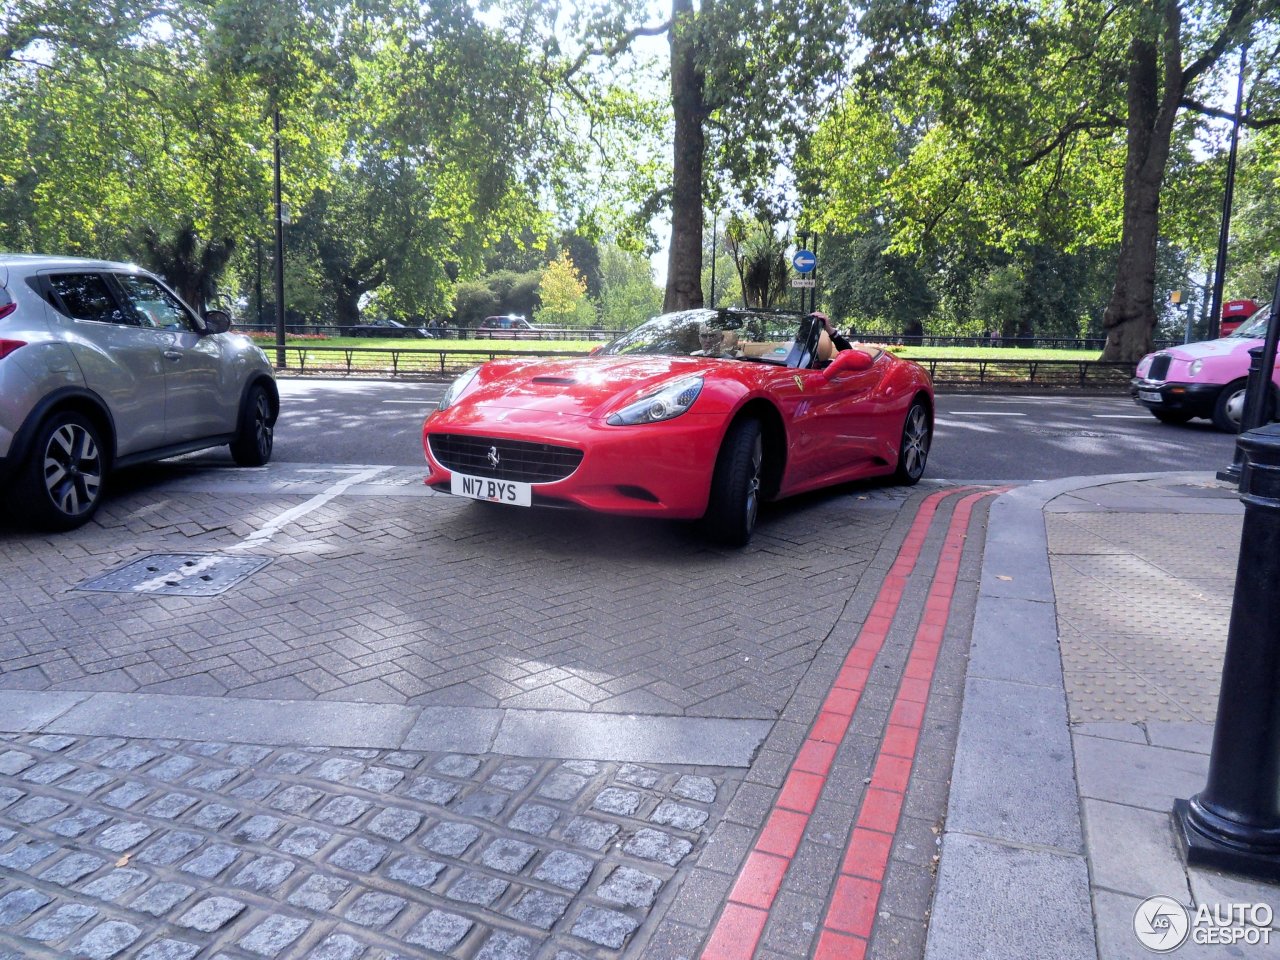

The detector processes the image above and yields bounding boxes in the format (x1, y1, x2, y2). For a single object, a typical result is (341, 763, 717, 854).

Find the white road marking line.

(1093, 414, 1155, 419)
(947, 412, 1027, 416)
(230, 466, 389, 551)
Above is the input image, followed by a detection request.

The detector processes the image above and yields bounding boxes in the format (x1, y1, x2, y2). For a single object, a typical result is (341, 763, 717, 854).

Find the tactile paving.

(1049, 511, 1239, 725)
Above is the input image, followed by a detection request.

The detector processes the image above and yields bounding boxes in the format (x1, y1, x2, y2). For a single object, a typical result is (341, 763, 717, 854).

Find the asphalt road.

(254, 378, 1238, 484)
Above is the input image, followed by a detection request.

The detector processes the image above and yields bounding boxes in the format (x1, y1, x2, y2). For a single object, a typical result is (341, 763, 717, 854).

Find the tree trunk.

(336, 280, 362, 328)
(1100, 18, 1183, 362)
(664, 0, 706, 312)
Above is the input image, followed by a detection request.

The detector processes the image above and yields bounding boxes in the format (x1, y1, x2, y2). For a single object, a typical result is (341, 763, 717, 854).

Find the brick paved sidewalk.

(1, 460, 974, 959)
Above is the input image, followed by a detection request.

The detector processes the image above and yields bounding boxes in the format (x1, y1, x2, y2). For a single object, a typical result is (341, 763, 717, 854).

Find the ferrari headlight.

(1188, 359, 1204, 377)
(438, 366, 480, 411)
(607, 375, 704, 426)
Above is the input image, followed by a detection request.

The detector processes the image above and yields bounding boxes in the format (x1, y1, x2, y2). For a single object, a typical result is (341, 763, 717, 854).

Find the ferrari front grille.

(430, 434, 584, 483)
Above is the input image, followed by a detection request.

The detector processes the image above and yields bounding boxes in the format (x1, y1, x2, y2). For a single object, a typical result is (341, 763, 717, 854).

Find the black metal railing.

(261, 344, 1137, 389)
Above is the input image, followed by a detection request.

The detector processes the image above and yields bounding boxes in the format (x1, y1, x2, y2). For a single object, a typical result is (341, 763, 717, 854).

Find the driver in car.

(693, 326, 744, 358)
(813, 311, 852, 353)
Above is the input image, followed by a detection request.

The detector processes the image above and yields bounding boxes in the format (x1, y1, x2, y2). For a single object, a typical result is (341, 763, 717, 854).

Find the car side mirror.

(203, 309, 232, 334)
(823, 349, 874, 379)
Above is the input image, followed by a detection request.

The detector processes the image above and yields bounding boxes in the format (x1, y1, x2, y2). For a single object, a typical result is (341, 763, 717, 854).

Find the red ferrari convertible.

(422, 309, 933, 545)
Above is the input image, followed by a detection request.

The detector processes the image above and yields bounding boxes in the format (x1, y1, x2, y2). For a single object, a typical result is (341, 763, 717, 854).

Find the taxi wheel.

(1212, 380, 1277, 433)
(1212, 380, 1249, 432)
(703, 418, 763, 547)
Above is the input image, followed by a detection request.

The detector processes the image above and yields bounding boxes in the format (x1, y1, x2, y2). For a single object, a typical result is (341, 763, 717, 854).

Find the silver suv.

(0, 254, 279, 530)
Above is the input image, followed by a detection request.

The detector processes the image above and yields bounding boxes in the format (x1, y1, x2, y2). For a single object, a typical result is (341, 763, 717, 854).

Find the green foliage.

(535, 251, 597, 328)
(599, 243, 662, 329)
(821, 227, 935, 337)
(723, 215, 789, 309)
(451, 269, 541, 327)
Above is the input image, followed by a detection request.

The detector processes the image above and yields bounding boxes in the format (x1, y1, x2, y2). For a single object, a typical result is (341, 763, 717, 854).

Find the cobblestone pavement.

(0, 731, 731, 960)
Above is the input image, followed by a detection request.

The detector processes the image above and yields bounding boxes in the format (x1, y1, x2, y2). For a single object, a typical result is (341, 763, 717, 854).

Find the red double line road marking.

(701, 486, 999, 960)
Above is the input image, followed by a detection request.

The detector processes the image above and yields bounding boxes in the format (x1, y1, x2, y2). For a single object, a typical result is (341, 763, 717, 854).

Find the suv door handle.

(163, 350, 182, 362)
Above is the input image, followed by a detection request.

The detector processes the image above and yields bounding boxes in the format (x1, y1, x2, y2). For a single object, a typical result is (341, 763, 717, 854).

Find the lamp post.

(273, 106, 287, 370)
(710, 209, 717, 308)
(1207, 42, 1249, 341)
(1176, 264, 1280, 881)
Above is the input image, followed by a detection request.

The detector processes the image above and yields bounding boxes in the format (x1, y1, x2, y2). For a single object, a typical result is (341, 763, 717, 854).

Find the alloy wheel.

(43, 422, 102, 518)
(901, 405, 930, 480)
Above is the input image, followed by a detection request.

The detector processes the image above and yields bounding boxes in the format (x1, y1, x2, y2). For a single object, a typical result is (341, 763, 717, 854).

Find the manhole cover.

(77, 554, 272, 596)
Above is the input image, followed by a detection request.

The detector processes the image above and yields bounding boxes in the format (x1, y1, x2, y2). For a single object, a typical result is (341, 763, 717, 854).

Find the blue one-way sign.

(792, 249, 817, 274)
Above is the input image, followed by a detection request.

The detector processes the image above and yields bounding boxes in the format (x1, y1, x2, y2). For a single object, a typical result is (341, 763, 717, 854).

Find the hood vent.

(531, 375, 577, 385)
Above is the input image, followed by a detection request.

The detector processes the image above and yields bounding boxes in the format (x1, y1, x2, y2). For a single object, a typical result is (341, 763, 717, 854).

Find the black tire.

(15, 411, 106, 531)
(1152, 410, 1193, 425)
(702, 418, 764, 547)
(1212, 379, 1249, 433)
(1212, 379, 1277, 433)
(229, 383, 275, 466)
(893, 399, 932, 485)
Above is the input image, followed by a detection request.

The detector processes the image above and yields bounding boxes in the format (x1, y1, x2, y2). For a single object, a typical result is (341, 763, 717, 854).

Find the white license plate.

(1138, 390, 1162, 403)
(450, 472, 532, 506)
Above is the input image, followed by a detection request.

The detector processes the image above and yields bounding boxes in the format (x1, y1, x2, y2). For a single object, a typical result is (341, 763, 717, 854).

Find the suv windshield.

(602, 309, 812, 365)
(1232, 306, 1272, 338)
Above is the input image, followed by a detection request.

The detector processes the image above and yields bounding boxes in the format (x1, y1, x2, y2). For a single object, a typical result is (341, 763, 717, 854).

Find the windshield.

(601, 309, 816, 366)
(1231, 305, 1272, 338)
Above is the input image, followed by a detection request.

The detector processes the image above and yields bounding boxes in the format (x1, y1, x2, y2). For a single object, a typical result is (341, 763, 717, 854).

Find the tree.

(599, 243, 662, 328)
(568, 1, 851, 312)
(821, 226, 936, 337)
(536, 251, 596, 328)
(134, 224, 235, 311)
(723, 216, 789, 310)
(841, 0, 1280, 361)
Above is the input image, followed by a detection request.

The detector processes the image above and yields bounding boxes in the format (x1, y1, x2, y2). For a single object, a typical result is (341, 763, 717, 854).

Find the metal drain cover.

(77, 554, 271, 596)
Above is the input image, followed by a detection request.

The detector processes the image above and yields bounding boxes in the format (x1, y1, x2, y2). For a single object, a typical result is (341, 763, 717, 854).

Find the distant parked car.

(350, 318, 430, 338)
(1131, 304, 1277, 431)
(478, 315, 538, 339)
(0, 254, 279, 530)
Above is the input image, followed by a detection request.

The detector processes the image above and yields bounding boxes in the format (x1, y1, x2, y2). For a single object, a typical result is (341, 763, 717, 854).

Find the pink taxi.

(1131, 305, 1276, 431)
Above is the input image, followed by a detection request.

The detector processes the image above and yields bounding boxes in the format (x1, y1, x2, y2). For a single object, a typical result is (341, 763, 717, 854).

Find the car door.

(40, 271, 168, 455)
(780, 361, 884, 487)
(110, 273, 235, 444)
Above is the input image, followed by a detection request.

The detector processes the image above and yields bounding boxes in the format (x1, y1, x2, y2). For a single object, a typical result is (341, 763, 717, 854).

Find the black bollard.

(1175, 422, 1280, 881)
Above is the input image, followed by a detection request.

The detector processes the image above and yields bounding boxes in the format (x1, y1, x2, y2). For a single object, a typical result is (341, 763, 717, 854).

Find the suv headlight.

(438, 366, 480, 411)
(607, 375, 703, 426)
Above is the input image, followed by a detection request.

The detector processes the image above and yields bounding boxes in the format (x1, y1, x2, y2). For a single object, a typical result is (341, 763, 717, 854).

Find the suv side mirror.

(203, 309, 232, 334)
(823, 349, 874, 379)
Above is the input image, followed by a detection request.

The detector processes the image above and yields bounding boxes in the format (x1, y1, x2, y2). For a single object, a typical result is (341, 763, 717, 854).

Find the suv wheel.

(229, 384, 275, 466)
(17, 412, 106, 531)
